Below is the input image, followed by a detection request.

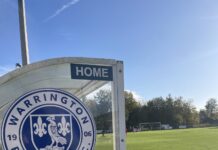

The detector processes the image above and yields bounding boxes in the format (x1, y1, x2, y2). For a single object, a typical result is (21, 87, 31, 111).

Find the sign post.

(112, 61, 126, 150)
(18, 0, 29, 66)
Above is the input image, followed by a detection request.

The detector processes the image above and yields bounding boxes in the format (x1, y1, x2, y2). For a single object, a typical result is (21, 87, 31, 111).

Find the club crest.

(30, 115, 72, 150)
(1, 89, 96, 150)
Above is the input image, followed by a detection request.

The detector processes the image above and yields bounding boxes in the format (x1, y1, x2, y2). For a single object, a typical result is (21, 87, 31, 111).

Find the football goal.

(139, 122, 161, 131)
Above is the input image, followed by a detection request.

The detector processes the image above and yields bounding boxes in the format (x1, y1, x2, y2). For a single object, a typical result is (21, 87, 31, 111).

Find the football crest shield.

(1, 89, 96, 150)
(30, 115, 73, 150)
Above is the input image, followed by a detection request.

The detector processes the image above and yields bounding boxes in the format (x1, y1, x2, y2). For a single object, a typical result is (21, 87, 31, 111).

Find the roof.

(0, 57, 119, 122)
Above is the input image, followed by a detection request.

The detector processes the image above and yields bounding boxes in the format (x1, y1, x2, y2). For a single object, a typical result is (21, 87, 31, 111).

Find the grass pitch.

(95, 127, 218, 150)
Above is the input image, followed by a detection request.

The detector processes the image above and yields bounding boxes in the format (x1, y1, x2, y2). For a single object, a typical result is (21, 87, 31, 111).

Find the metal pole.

(18, 0, 29, 66)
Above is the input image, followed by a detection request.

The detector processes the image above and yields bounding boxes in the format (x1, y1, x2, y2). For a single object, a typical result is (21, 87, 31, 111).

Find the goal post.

(139, 122, 161, 131)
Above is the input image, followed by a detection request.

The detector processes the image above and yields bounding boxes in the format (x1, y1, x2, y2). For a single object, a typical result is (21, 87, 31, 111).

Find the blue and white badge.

(1, 89, 96, 150)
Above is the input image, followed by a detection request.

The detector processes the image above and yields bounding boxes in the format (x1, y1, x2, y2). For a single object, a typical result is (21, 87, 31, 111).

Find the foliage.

(126, 94, 199, 129)
(200, 98, 218, 124)
(85, 90, 112, 131)
(85, 89, 218, 131)
(125, 91, 141, 127)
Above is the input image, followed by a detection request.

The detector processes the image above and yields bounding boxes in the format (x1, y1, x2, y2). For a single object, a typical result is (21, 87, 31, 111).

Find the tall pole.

(18, 0, 29, 66)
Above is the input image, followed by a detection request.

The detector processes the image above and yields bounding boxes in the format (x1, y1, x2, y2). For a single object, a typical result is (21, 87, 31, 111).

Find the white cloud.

(0, 65, 14, 76)
(86, 85, 146, 104)
(44, 0, 81, 22)
(126, 90, 146, 104)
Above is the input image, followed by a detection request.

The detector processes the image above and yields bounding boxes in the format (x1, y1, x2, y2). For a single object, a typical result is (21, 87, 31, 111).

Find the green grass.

(95, 127, 218, 150)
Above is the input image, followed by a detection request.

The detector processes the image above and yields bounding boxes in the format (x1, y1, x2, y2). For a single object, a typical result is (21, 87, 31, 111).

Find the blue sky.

(1, 0, 218, 109)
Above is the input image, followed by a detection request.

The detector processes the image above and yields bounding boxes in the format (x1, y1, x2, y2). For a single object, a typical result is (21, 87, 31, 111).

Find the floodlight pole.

(18, 0, 30, 66)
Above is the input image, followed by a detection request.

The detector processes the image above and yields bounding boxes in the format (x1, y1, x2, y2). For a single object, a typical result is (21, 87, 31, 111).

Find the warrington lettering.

(8, 93, 88, 126)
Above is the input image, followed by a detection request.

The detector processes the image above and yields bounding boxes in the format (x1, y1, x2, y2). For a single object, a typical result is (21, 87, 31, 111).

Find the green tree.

(147, 97, 165, 123)
(94, 90, 112, 131)
(199, 110, 207, 123)
(203, 98, 218, 124)
(205, 98, 218, 119)
(125, 91, 141, 129)
(84, 99, 98, 117)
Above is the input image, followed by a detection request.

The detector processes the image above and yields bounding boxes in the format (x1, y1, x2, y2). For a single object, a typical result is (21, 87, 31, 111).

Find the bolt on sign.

(71, 64, 113, 81)
(1, 89, 96, 150)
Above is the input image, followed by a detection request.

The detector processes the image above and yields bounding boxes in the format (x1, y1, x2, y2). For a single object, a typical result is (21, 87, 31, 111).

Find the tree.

(125, 91, 142, 129)
(137, 96, 199, 128)
(199, 110, 207, 123)
(203, 98, 218, 124)
(205, 98, 218, 119)
(94, 90, 112, 115)
(147, 97, 165, 123)
(94, 90, 112, 131)
(125, 91, 140, 120)
(84, 99, 98, 117)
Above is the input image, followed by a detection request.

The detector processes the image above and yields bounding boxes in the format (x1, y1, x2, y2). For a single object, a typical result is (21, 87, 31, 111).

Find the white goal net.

(139, 122, 161, 131)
